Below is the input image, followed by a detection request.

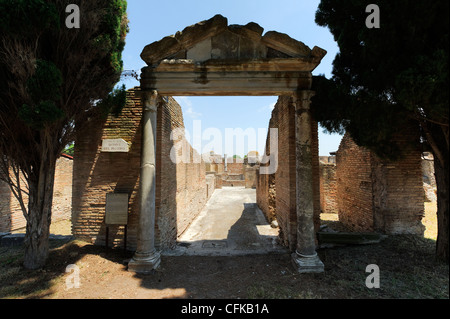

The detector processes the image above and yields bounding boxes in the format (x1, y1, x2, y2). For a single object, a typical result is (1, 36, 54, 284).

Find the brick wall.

(72, 88, 209, 250)
(72, 88, 142, 248)
(256, 109, 276, 222)
(336, 131, 424, 234)
(208, 157, 257, 188)
(53, 155, 74, 221)
(336, 134, 374, 231)
(371, 129, 425, 234)
(0, 156, 73, 233)
(0, 180, 12, 232)
(157, 96, 210, 248)
(256, 95, 320, 251)
(272, 96, 296, 249)
(226, 162, 245, 175)
(319, 161, 338, 214)
(244, 167, 257, 188)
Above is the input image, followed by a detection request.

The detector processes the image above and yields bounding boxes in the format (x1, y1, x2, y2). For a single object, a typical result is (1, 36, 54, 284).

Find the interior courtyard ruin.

(0, 15, 434, 275)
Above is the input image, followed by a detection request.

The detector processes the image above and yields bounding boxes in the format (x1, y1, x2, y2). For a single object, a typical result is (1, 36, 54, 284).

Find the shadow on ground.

(0, 234, 448, 299)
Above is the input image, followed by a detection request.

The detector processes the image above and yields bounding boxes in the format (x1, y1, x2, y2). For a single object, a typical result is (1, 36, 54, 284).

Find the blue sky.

(119, 0, 342, 156)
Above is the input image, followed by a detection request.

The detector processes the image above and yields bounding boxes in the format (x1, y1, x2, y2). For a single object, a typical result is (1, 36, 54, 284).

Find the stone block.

(266, 47, 291, 58)
(311, 46, 327, 61)
(317, 231, 385, 245)
(141, 35, 182, 65)
(211, 30, 240, 59)
(262, 31, 311, 57)
(176, 14, 228, 50)
(291, 253, 324, 273)
(186, 38, 212, 62)
(0, 232, 11, 239)
(1, 233, 25, 247)
(238, 36, 267, 59)
(229, 22, 263, 41)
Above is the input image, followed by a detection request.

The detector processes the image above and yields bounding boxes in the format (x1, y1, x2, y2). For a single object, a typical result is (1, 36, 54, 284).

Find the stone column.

(128, 90, 161, 274)
(291, 90, 324, 273)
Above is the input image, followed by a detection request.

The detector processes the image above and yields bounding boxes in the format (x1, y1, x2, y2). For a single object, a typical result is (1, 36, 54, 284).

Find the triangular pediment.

(141, 14, 326, 66)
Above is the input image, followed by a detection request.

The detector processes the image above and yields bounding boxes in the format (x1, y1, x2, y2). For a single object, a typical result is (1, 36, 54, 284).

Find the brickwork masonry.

(72, 88, 212, 250)
(336, 132, 424, 235)
(256, 95, 320, 252)
(0, 155, 73, 233)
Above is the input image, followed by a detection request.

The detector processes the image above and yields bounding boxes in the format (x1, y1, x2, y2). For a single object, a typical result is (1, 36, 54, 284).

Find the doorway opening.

(167, 96, 284, 255)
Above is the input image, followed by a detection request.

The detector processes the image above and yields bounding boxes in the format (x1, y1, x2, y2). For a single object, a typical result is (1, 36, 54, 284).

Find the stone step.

(317, 231, 385, 245)
(0, 233, 74, 247)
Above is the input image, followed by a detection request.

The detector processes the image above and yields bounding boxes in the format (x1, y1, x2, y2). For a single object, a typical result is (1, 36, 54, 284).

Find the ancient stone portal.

(129, 14, 327, 274)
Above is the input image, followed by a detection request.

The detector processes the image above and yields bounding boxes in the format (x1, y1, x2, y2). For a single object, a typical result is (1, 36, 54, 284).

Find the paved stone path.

(172, 187, 286, 256)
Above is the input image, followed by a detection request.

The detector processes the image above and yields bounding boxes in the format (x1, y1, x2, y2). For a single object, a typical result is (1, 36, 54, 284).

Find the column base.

(128, 250, 161, 274)
(291, 252, 324, 273)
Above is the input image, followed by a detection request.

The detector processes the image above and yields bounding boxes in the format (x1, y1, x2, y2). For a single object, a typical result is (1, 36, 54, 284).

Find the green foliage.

(92, 0, 128, 74)
(313, 0, 449, 159)
(26, 59, 62, 102)
(0, 0, 59, 35)
(19, 60, 64, 130)
(97, 84, 127, 118)
(312, 75, 409, 160)
(63, 144, 74, 156)
(1, 0, 129, 131)
(19, 101, 64, 130)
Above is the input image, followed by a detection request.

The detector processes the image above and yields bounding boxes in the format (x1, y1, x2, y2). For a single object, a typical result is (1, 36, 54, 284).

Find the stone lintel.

(140, 71, 312, 96)
(143, 58, 319, 73)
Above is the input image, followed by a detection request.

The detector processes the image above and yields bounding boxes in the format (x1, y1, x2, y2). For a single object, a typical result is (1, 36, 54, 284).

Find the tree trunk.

(434, 153, 449, 263)
(23, 154, 56, 270)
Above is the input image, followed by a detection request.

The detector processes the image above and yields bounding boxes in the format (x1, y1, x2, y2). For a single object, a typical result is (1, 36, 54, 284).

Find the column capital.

(143, 90, 159, 112)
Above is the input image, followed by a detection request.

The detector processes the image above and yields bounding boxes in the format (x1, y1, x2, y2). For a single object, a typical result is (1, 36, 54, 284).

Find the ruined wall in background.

(157, 96, 211, 248)
(0, 156, 73, 233)
(336, 134, 374, 232)
(206, 154, 258, 188)
(0, 180, 12, 232)
(370, 129, 425, 235)
(220, 161, 245, 186)
(336, 131, 424, 235)
(319, 159, 338, 215)
(256, 107, 277, 223)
